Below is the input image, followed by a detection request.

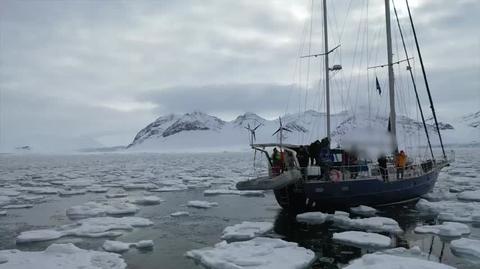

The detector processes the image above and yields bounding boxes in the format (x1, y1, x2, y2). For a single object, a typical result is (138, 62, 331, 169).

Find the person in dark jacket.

(308, 140, 321, 165)
(297, 146, 309, 179)
(378, 154, 388, 181)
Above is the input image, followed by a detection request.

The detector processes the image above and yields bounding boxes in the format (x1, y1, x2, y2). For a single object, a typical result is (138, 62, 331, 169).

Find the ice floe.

(333, 231, 391, 248)
(59, 189, 86, 196)
(187, 200, 218, 209)
(103, 240, 154, 253)
(66, 201, 138, 219)
(16, 216, 153, 243)
(344, 246, 455, 269)
(0, 243, 126, 269)
(186, 237, 315, 269)
(297, 211, 402, 233)
(105, 190, 128, 198)
(221, 221, 273, 241)
(416, 198, 480, 223)
(457, 190, 480, 202)
(170, 211, 190, 217)
(129, 195, 163, 205)
(204, 189, 265, 197)
(2, 204, 33, 209)
(296, 212, 331, 224)
(0, 210, 6, 216)
(451, 238, 480, 259)
(350, 205, 377, 217)
(414, 222, 470, 237)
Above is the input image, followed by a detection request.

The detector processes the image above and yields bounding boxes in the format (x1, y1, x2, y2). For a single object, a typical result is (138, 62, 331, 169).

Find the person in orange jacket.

(395, 150, 407, 179)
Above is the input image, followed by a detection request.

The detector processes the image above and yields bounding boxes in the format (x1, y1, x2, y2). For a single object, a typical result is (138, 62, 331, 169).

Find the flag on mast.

(375, 76, 382, 95)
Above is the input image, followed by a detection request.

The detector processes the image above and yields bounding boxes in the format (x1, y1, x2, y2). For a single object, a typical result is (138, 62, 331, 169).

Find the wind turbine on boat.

(272, 117, 291, 149)
(245, 123, 262, 146)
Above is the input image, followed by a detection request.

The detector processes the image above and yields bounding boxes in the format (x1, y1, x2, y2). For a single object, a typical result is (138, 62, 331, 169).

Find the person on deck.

(297, 146, 309, 179)
(395, 150, 407, 179)
(271, 148, 281, 175)
(378, 154, 388, 181)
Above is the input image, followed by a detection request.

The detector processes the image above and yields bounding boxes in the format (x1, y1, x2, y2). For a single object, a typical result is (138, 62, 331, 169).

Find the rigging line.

(405, 0, 445, 159)
(304, 0, 314, 112)
(367, 57, 413, 69)
(392, 0, 434, 160)
(345, 0, 366, 114)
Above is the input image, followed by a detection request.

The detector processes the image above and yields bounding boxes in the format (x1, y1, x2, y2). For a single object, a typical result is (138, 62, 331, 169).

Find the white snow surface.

(66, 201, 139, 219)
(103, 240, 154, 253)
(204, 189, 265, 197)
(129, 195, 163, 205)
(414, 222, 470, 237)
(457, 190, 480, 202)
(221, 221, 273, 241)
(296, 211, 402, 233)
(170, 211, 190, 217)
(333, 231, 391, 248)
(350, 205, 377, 217)
(344, 251, 455, 269)
(0, 243, 126, 269)
(16, 216, 153, 243)
(187, 200, 218, 209)
(186, 237, 316, 269)
(450, 238, 480, 259)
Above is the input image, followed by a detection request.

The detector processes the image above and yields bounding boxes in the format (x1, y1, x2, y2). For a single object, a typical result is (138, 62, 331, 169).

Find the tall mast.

(405, 0, 446, 159)
(384, 0, 398, 153)
(323, 0, 331, 142)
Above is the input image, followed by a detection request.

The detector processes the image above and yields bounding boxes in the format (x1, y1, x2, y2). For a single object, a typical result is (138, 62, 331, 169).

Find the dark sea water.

(0, 147, 478, 268)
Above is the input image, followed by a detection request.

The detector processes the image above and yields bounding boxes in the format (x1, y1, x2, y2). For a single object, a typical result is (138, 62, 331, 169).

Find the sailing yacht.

(236, 0, 451, 211)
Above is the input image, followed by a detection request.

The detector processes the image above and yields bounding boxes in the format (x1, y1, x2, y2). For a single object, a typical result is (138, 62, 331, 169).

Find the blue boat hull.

(274, 169, 440, 211)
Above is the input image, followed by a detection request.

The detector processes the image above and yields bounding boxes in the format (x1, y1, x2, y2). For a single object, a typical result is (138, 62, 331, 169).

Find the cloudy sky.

(0, 0, 478, 149)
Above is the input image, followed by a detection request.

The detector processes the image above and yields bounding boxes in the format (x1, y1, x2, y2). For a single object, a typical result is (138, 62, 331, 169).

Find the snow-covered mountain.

(127, 110, 478, 152)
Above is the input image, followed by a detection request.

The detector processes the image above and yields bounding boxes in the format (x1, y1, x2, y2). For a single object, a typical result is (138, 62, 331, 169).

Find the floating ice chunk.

(221, 221, 273, 241)
(2, 204, 33, 209)
(0, 243, 126, 269)
(59, 189, 86, 196)
(458, 190, 480, 202)
(0, 189, 21, 197)
(102, 240, 130, 252)
(416, 198, 480, 223)
(414, 222, 470, 237)
(0, 196, 12, 206)
(333, 231, 391, 248)
(123, 183, 157, 190)
(297, 212, 402, 233)
(350, 205, 377, 217)
(0, 211, 6, 216)
(102, 239, 154, 253)
(16, 216, 153, 243)
(23, 187, 59, 195)
(186, 237, 315, 269)
(16, 229, 64, 243)
(451, 238, 480, 259)
(150, 186, 187, 192)
(136, 240, 154, 249)
(86, 186, 108, 193)
(106, 190, 128, 198)
(170, 211, 190, 217)
(296, 212, 332, 224)
(66, 201, 138, 219)
(204, 189, 265, 197)
(187, 200, 218, 209)
(129, 196, 163, 205)
(66, 202, 105, 218)
(344, 250, 455, 269)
